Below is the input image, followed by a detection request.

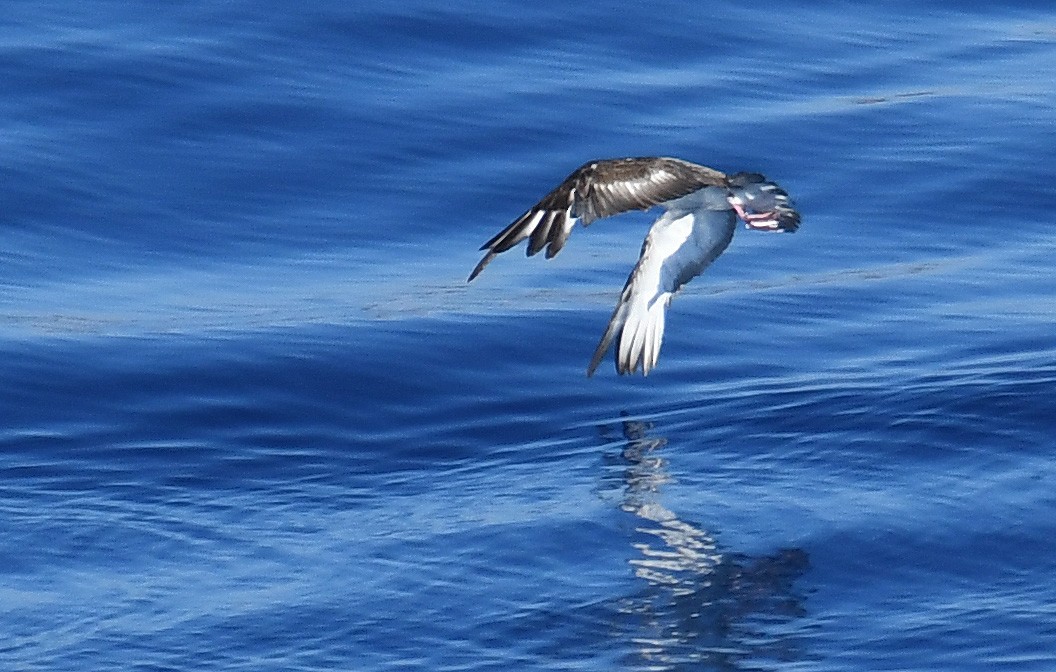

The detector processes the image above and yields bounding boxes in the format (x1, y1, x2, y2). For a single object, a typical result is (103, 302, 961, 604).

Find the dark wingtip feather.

(527, 211, 557, 257)
(586, 300, 628, 377)
(467, 251, 497, 282)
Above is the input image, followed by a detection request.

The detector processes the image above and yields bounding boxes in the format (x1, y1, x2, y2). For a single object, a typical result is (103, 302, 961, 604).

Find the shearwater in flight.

(468, 157, 800, 376)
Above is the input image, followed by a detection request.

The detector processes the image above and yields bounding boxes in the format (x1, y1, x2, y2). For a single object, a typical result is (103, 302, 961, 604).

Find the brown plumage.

(468, 158, 728, 282)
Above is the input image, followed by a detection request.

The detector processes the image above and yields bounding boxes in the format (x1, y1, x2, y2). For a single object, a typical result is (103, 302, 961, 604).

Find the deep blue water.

(3, 2, 1056, 670)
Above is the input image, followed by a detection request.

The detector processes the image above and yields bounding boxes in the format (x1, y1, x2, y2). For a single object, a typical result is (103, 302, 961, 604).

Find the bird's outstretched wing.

(587, 206, 737, 376)
(468, 157, 727, 281)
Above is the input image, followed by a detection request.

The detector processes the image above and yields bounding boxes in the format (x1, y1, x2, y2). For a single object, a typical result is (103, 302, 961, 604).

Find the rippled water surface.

(3, 2, 1056, 670)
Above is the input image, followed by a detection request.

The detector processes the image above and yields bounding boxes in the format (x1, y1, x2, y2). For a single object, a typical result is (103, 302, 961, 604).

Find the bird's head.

(726, 172, 800, 233)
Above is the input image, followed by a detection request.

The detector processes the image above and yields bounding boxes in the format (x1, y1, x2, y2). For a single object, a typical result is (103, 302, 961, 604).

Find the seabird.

(468, 157, 800, 376)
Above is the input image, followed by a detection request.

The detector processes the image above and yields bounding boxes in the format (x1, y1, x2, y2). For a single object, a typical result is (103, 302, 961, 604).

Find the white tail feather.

(616, 292, 669, 375)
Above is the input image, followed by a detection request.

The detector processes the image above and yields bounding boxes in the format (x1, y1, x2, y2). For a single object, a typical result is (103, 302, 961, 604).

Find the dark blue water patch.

(0, 313, 621, 493)
(805, 515, 1056, 670)
(2, 0, 1056, 669)
(0, 5, 425, 271)
(3, 0, 1052, 292)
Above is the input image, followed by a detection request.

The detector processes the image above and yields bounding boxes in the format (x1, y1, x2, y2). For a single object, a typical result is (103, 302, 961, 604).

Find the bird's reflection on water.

(599, 414, 810, 670)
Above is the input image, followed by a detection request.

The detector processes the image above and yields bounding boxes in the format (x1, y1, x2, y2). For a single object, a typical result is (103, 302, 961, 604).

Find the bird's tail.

(588, 290, 670, 377)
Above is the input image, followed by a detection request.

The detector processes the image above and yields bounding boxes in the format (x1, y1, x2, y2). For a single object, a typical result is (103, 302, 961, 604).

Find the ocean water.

(2, 1, 1056, 670)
